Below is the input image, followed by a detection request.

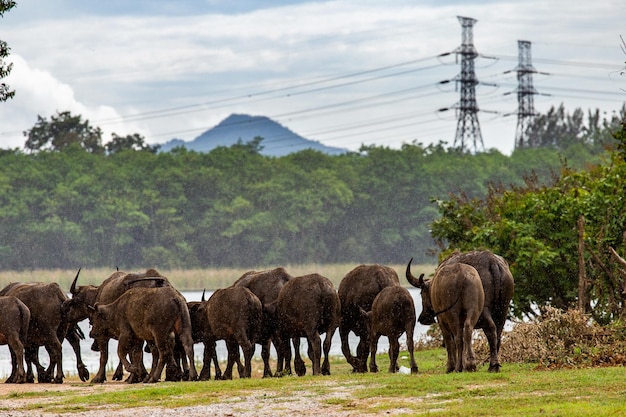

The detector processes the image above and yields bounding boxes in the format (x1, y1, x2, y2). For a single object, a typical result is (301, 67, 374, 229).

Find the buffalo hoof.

(77, 364, 90, 382)
(53, 376, 64, 384)
(90, 375, 106, 384)
(294, 361, 306, 377)
(488, 363, 501, 373)
(411, 366, 419, 374)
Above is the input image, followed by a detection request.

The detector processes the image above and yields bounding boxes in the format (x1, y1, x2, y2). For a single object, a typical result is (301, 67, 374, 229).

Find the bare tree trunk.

(577, 215, 590, 312)
(609, 246, 626, 294)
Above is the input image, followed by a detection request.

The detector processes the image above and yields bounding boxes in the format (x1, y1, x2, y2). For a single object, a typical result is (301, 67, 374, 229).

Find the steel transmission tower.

(453, 16, 484, 153)
(513, 40, 539, 148)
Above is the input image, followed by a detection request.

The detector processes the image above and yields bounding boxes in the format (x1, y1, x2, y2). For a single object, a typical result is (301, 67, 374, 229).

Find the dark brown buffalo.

(408, 250, 514, 372)
(203, 286, 263, 379)
(90, 286, 198, 383)
(187, 295, 223, 381)
(232, 267, 293, 377)
(338, 264, 400, 373)
(411, 263, 484, 372)
(361, 286, 418, 374)
(0, 296, 30, 383)
(63, 268, 173, 383)
(0, 281, 89, 383)
(277, 273, 341, 376)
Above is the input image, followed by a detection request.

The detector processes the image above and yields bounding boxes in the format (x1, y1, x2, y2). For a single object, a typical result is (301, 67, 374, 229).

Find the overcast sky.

(1, 0, 624, 155)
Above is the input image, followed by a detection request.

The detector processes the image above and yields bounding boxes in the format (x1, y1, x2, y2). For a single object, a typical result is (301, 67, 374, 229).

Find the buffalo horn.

(405, 257, 425, 288)
(70, 267, 82, 295)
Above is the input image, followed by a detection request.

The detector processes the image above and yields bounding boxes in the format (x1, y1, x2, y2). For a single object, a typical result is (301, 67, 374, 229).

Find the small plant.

(475, 306, 626, 368)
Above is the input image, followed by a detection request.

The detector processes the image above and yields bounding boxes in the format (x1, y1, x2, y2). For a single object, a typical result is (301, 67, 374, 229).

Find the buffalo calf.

(338, 264, 400, 373)
(0, 296, 30, 383)
(362, 286, 418, 374)
(205, 286, 263, 379)
(90, 286, 198, 383)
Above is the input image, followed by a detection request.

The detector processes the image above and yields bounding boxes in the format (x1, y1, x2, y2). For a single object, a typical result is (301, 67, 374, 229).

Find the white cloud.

(0, 55, 151, 148)
(1, 0, 624, 154)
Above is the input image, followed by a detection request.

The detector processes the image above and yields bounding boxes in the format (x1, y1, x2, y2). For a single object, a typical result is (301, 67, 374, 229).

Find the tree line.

(432, 119, 626, 322)
(0, 106, 621, 275)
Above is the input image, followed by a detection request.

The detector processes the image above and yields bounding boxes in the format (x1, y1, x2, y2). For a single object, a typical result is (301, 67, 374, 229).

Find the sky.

(1, 0, 625, 155)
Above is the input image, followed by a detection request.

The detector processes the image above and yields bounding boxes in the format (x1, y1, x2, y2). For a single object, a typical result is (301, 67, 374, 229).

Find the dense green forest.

(0, 105, 622, 272)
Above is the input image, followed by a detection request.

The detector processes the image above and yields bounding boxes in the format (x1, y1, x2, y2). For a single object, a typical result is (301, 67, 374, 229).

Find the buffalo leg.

(222, 340, 239, 380)
(463, 318, 478, 372)
(388, 337, 400, 373)
(239, 337, 254, 378)
(482, 313, 501, 372)
(339, 325, 358, 372)
(273, 336, 284, 376)
(321, 327, 335, 376)
(24, 346, 37, 383)
(91, 337, 109, 383)
(127, 343, 145, 384)
(355, 332, 370, 373)
(293, 338, 306, 376)
(6, 341, 26, 384)
(65, 326, 90, 382)
(117, 337, 134, 375)
(39, 331, 64, 384)
(406, 323, 419, 374)
(146, 335, 174, 383)
(178, 330, 197, 381)
(260, 338, 272, 377)
(440, 322, 457, 373)
(276, 336, 292, 376)
(306, 331, 322, 376)
(368, 331, 380, 373)
(199, 339, 219, 380)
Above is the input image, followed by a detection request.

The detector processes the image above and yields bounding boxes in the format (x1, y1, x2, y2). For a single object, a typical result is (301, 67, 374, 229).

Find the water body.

(0, 288, 428, 379)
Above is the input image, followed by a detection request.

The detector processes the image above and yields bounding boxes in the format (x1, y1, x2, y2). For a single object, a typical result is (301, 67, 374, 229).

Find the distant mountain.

(159, 114, 348, 157)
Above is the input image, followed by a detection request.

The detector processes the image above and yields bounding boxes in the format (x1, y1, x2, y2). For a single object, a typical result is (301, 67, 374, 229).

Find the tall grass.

(0, 263, 437, 291)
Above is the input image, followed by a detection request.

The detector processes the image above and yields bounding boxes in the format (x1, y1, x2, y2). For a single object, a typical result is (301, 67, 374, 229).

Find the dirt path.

(0, 380, 411, 416)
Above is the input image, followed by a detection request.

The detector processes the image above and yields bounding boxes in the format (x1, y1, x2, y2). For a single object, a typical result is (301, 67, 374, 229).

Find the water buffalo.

(338, 264, 400, 373)
(0, 296, 30, 383)
(277, 273, 341, 376)
(90, 286, 198, 383)
(186, 294, 223, 381)
(63, 268, 173, 383)
(413, 262, 484, 372)
(232, 267, 293, 377)
(203, 286, 263, 379)
(407, 250, 514, 372)
(0, 281, 89, 383)
(361, 286, 418, 374)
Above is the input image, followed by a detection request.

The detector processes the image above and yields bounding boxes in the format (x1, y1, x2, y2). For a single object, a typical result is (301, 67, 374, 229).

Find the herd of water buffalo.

(0, 250, 514, 384)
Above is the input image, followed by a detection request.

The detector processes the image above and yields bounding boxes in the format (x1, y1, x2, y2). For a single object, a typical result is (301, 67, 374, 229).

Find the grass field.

(0, 263, 438, 291)
(1, 348, 625, 416)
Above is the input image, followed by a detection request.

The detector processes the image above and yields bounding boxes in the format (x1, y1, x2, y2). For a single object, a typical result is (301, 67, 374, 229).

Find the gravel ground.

(0, 380, 414, 416)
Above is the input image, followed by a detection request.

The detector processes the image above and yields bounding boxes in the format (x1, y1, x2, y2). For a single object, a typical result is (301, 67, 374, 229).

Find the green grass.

(3, 349, 626, 416)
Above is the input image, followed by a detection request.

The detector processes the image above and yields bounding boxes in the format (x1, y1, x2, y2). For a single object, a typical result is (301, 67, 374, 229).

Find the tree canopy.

(0, 0, 16, 102)
(432, 121, 626, 323)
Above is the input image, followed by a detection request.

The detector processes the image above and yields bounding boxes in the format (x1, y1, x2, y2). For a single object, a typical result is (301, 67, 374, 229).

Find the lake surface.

(0, 288, 429, 379)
